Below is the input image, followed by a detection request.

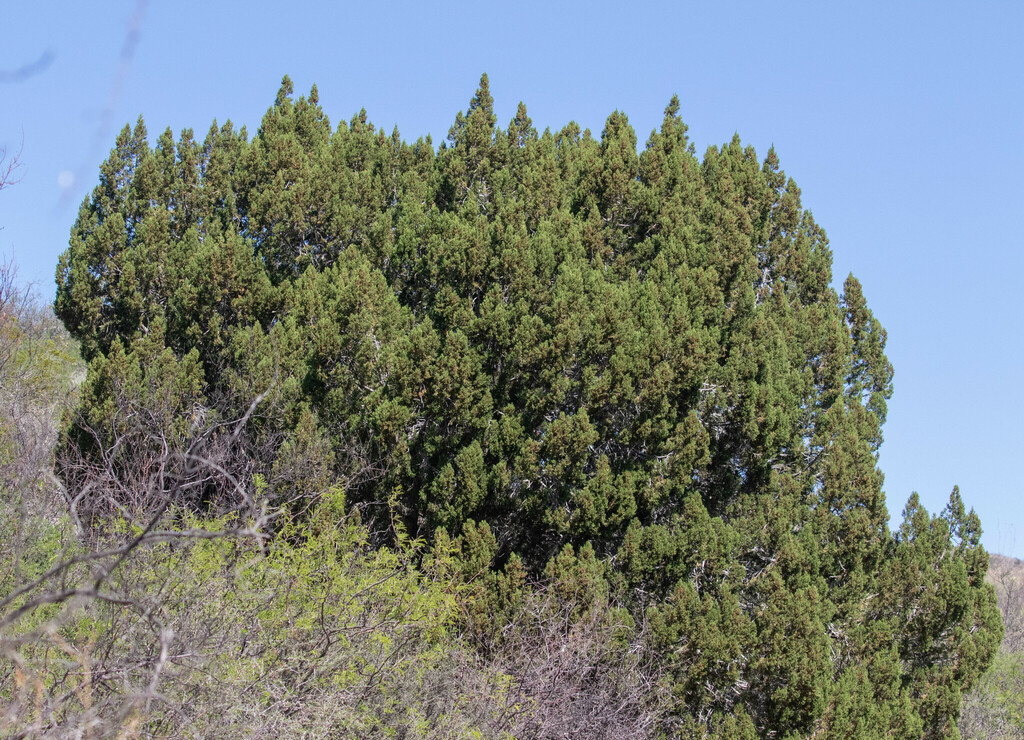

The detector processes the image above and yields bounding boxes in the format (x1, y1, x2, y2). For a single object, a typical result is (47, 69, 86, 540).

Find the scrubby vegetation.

(1, 75, 1006, 737)
(960, 554, 1024, 738)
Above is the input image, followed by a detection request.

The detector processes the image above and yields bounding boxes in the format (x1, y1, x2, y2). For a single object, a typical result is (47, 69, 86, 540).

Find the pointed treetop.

(350, 108, 372, 134)
(600, 110, 636, 153)
(508, 101, 535, 148)
(665, 95, 680, 119)
(448, 73, 496, 153)
(470, 73, 493, 116)
(467, 73, 496, 135)
(275, 75, 294, 108)
(309, 83, 319, 105)
(115, 123, 132, 147)
(133, 114, 148, 140)
(658, 95, 690, 150)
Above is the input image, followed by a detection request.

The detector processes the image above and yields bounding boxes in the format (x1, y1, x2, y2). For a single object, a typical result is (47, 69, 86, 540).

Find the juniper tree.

(54, 74, 1000, 737)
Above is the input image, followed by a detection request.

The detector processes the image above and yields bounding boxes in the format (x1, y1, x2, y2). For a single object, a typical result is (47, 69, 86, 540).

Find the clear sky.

(2, 1, 1022, 555)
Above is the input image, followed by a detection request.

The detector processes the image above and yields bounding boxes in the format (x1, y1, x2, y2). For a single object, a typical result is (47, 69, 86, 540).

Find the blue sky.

(2, 1, 1022, 555)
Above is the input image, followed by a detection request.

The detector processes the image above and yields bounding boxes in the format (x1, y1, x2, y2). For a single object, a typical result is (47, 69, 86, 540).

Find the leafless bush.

(471, 586, 669, 739)
(959, 554, 1024, 739)
(0, 259, 79, 496)
(988, 554, 1024, 653)
(0, 302, 274, 737)
(0, 438, 272, 738)
(57, 390, 273, 534)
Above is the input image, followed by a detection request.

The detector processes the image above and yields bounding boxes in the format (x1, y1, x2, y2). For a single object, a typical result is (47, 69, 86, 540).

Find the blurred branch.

(0, 51, 54, 84)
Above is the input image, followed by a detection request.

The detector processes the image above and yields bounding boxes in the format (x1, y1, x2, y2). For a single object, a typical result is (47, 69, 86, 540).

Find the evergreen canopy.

(55, 75, 1000, 738)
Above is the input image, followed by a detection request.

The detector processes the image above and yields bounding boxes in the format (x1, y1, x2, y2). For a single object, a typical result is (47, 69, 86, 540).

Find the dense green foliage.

(49, 74, 1001, 736)
(0, 284, 656, 736)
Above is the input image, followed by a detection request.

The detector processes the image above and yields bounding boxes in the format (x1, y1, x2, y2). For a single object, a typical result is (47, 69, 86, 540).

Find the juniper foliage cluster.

(53, 75, 1001, 737)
